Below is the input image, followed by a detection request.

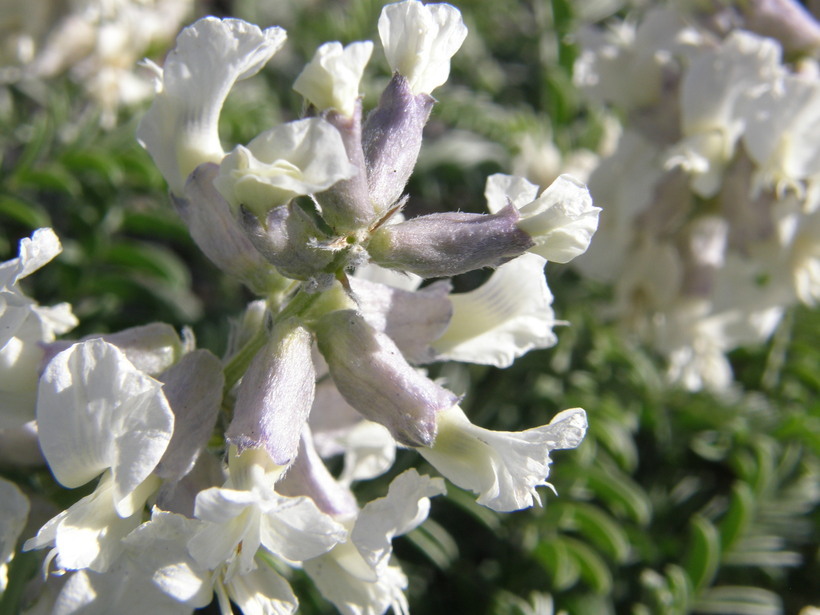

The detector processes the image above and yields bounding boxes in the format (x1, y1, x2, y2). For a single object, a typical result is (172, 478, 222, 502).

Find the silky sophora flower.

(1, 228, 77, 430)
(418, 406, 588, 512)
(378, 0, 468, 95)
(8, 3, 596, 613)
(137, 17, 287, 195)
(571, 1, 820, 391)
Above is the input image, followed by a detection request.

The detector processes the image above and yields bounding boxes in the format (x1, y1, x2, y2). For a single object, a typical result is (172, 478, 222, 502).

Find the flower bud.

(239, 202, 336, 284)
(740, 0, 820, 55)
(226, 319, 315, 466)
(314, 309, 457, 447)
(313, 103, 377, 233)
(366, 204, 534, 278)
(175, 162, 287, 295)
(293, 41, 374, 118)
(362, 75, 434, 214)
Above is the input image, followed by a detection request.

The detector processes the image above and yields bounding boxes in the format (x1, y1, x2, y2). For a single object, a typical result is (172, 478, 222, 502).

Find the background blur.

(1, 1, 818, 613)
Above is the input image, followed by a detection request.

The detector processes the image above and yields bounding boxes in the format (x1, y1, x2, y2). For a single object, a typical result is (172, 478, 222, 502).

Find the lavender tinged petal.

(177, 162, 285, 295)
(348, 277, 452, 363)
(362, 75, 434, 213)
(226, 320, 315, 466)
(314, 310, 457, 447)
(276, 429, 359, 520)
(155, 350, 224, 483)
(41, 323, 184, 376)
(367, 204, 534, 278)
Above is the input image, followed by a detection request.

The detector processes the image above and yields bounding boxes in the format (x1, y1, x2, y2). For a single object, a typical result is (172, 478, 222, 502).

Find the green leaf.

(572, 464, 652, 526)
(718, 482, 755, 551)
(558, 502, 631, 563)
(534, 537, 581, 591)
(0, 195, 51, 229)
(694, 586, 782, 615)
(562, 536, 613, 594)
(684, 515, 721, 592)
(404, 518, 459, 570)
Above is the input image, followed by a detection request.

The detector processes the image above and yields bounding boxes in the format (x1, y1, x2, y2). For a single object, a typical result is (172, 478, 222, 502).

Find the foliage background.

(1, 1, 818, 614)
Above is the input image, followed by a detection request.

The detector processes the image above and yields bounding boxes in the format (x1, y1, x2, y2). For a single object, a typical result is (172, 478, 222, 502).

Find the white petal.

(215, 117, 358, 218)
(137, 17, 287, 194)
(418, 406, 587, 512)
(352, 469, 444, 570)
(484, 173, 540, 214)
(258, 494, 348, 563)
(433, 253, 558, 368)
(13, 227, 62, 280)
(227, 564, 298, 615)
(37, 339, 174, 511)
(378, 0, 468, 95)
(0, 477, 29, 566)
(304, 552, 409, 615)
(294, 41, 374, 117)
(52, 565, 194, 615)
(518, 175, 601, 263)
(123, 510, 212, 608)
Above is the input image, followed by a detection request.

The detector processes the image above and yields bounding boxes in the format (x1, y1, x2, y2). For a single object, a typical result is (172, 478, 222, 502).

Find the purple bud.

(176, 162, 286, 295)
(226, 319, 315, 465)
(239, 202, 335, 283)
(313, 102, 377, 232)
(362, 74, 435, 213)
(741, 0, 820, 54)
(366, 204, 535, 278)
(314, 309, 457, 447)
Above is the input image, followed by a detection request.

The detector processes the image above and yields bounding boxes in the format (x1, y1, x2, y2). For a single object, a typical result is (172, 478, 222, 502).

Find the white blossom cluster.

(572, 1, 820, 391)
(0, 2, 599, 613)
(0, 0, 193, 126)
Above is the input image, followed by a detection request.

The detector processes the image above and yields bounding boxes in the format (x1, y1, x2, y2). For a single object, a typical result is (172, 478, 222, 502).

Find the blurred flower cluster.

(571, 0, 820, 391)
(0, 0, 193, 126)
(0, 1, 598, 613)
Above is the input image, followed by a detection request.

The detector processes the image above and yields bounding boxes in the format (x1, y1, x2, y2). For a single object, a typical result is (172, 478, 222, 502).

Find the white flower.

(742, 73, 820, 197)
(294, 41, 374, 117)
(432, 253, 559, 368)
(1, 229, 76, 430)
(36, 339, 174, 515)
(304, 469, 444, 615)
(0, 478, 29, 592)
(187, 448, 347, 578)
(378, 0, 468, 95)
(24, 470, 158, 573)
(417, 405, 587, 512)
(137, 17, 287, 194)
(665, 31, 784, 197)
(485, 173, 600, 263)
(214, 117, 358, 219)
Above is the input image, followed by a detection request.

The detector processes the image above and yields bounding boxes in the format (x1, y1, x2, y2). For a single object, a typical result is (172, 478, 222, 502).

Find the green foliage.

(1, 1, 817, 614)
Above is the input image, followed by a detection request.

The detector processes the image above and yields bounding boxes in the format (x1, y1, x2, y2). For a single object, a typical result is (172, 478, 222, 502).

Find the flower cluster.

(0, 0, 192, 126)
(1, 2, 598, 613)
(572, 0, 820, 391)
